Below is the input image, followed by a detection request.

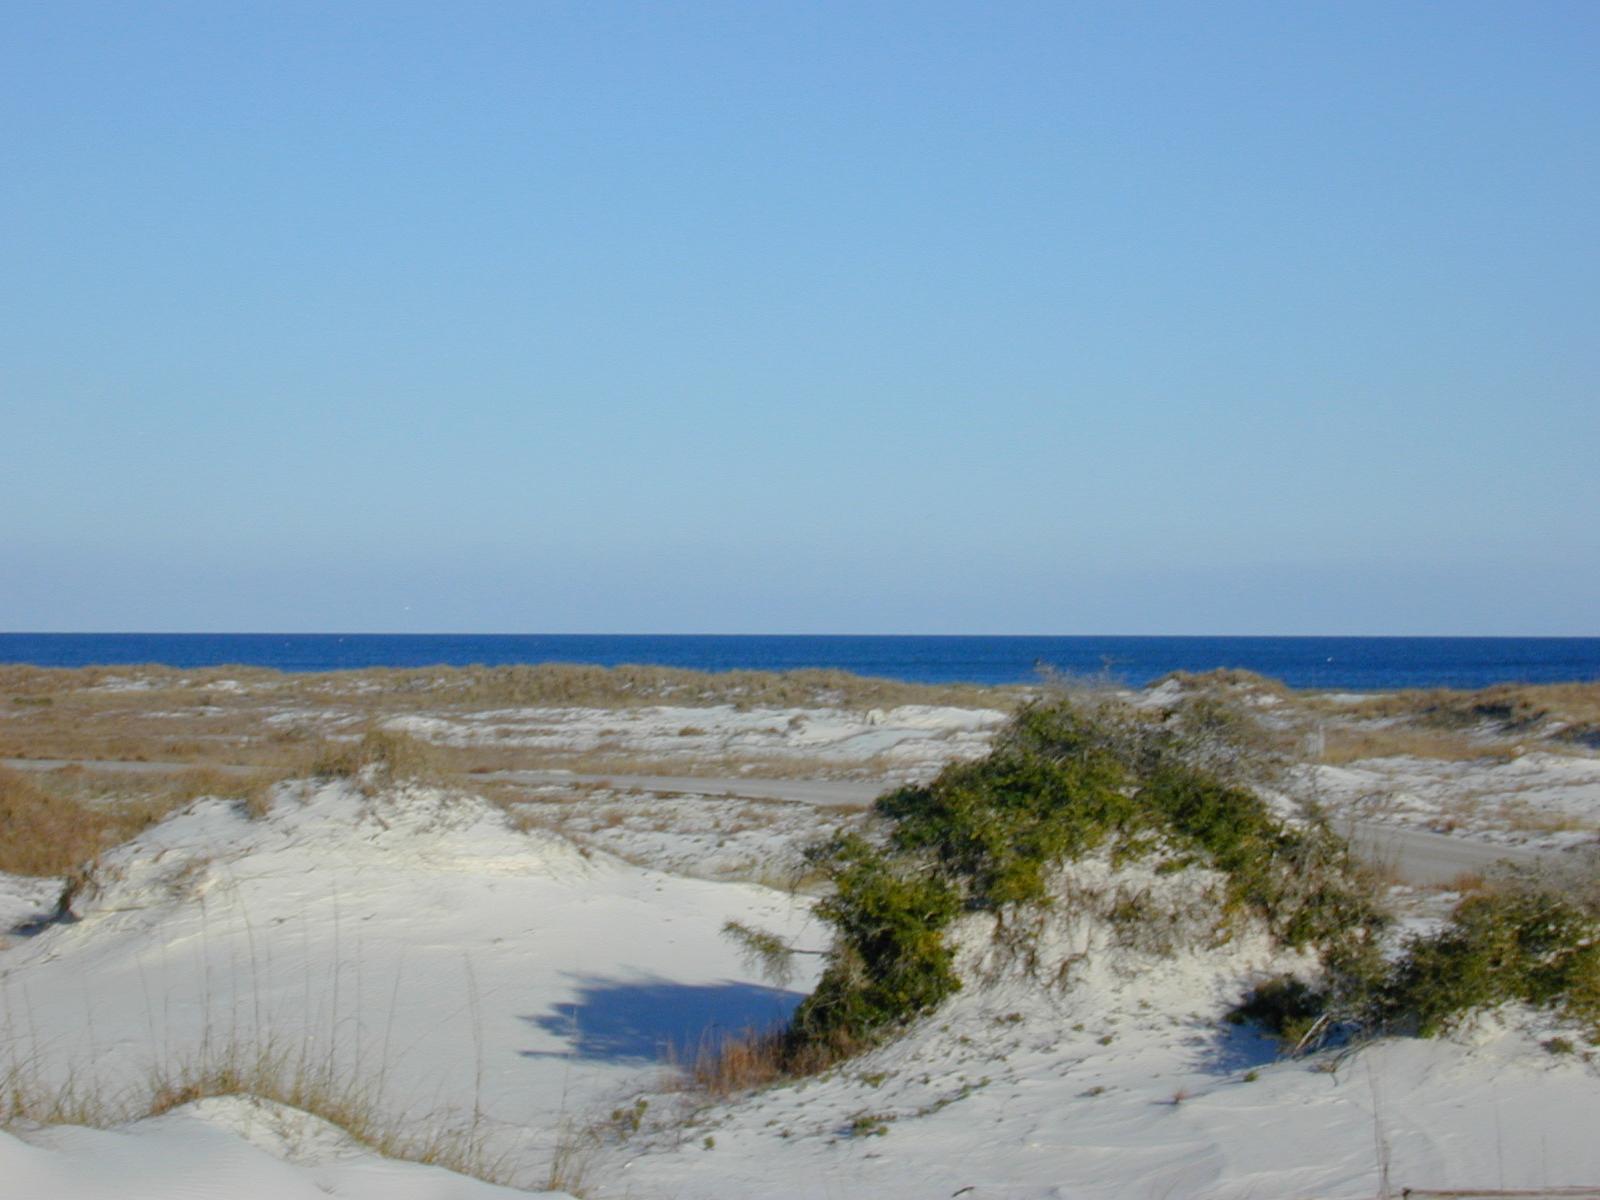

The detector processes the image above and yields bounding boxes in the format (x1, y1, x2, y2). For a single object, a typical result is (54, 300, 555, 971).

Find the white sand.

(5, 686, 1600, 1197)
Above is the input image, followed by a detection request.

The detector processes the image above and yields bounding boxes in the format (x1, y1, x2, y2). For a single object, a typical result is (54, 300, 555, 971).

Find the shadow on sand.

(523, 975, 805, 1063)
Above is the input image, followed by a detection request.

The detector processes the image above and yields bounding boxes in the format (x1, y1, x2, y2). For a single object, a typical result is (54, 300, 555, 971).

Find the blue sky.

(3, 2, 1596, 634)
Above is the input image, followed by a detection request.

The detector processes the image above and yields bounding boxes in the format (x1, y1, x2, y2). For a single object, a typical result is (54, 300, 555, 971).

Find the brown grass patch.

(676, 1026, 793, 1099)
(1149, 668, 1294, 699)
(1316, 726, 1517, 765)
(415, 662, 1011, 711)
(0, 661, 1012, 782)
(668, 1024, 864, 1103)
(1329, 681, 1600, 735)
(3, 1035, 515, 1187)
(0, 761, 287, 878)
(0, 766, 185, 878)
(142, 1041, 510, 1181)
(305, 729, 450, 790)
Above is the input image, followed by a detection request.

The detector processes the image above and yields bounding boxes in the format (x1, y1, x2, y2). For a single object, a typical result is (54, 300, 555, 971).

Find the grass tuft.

(3, 1032, 517, 1187)
(0, 766, 178, 878)
(307, 729, 449, 791)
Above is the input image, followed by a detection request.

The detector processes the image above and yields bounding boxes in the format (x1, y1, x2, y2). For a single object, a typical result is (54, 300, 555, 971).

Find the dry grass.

(411, 662, 1010, 711)
(1316, 726, 1518, 765)
(663, 1022, 865, 1106)
(0, 766, 180, 878)
(145, 1040, 510, 1182)
(1, 660, 1010, 713)
(544, 1115, 599, 1197)
(1325, 681, 1600, 737)
(1493, 800, 1591, 835)
(675, 1026, 794, 1099)
(0, 661, 1013, 784)
(0, 762, 286, 880)
(0, 1056, 122, 1128)
(305, 728, 450, 790)
(2, 1034, 515, 1187)
(1149, 667, 1295, 699)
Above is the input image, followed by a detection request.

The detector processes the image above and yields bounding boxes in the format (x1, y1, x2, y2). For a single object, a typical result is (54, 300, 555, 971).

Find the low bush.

(1237, 871, 1600, 1047)
(1382, 876, 1600, 1037)
(774, 696, 1385, 1059)
(789, 832, 962, 1047)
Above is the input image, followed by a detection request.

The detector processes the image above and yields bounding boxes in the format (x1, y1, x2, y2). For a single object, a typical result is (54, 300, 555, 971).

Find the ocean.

(1, 633, 1598, 691)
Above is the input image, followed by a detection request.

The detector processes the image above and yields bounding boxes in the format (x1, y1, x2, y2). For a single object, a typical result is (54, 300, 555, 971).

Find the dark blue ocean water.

(1, 633, 1598, 691)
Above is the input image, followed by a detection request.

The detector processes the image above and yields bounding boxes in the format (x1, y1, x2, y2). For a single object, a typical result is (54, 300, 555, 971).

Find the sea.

(1, 633, 1598, 692)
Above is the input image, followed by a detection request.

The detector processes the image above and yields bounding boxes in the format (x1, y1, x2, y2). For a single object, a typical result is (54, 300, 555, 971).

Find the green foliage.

(1142, 768, 1383, 949)
(723, 919, 801, 988)
(1382, 880, 1600, 1037)
(877, 750, 1133, 909)
(790, 697, 1385, 1057)
(1236, 874, 1600, 1047)
(790, 834, 961, 1045)
(1228, 975, 1328, 1048)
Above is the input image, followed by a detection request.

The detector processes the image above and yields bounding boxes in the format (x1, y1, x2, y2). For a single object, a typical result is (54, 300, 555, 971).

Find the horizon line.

(4, 631, 1598, 641)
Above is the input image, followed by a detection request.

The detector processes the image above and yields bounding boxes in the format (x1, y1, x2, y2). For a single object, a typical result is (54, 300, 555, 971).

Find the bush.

(789, 833, 962, 1046)
(787, 697, 1384, 1057)
(1236, 872, 1600, 1047)
(1382, 878, 1600, 1037)
(1229, 975, 1328, 1048)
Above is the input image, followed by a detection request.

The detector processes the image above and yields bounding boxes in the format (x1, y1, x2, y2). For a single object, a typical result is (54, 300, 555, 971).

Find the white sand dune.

(5, 699, 1600, 1197)
(1, 780, 820, 1196)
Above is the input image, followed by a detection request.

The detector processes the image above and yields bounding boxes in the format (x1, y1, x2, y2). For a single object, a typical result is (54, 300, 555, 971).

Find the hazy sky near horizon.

(4, 2, 1597, 635)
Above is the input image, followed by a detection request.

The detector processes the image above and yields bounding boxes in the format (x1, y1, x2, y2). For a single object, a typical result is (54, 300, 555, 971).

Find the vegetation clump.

(1384, 875, 1600, 1037)
(0, 765, 201, 878)
(775, 695, 1385, 1056)
(1239, 870, 1600, 1047)
(308, 729, 448, 791)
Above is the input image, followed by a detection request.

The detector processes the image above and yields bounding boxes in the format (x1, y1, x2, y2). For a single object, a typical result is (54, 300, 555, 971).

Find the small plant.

(677, 1025, 807, 1099)
(1229, 976, 1328, 1049)
(1544, 1036, 1576, 1055)
(545, 1115, 599, 1196)
(607, 1097, 648, 1139)
(847, 1112, 891, 1137)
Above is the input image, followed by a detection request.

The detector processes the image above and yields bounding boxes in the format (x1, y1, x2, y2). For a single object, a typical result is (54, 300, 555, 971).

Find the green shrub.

(1235, 873, 1600, 1047)
(789, 697, 1384, 1058)
(1382, 879, 1600, 1037)
(789, 833, 961, 1046)
(1228, 975, 1328, 1047)
(877, 750, 1134, 909)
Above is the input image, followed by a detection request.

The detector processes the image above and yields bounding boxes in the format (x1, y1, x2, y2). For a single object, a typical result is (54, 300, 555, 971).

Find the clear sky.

(3, 2, 1596, 635)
